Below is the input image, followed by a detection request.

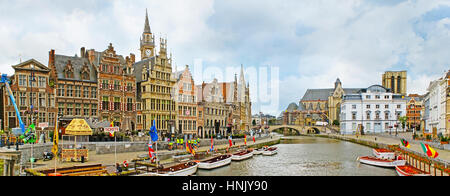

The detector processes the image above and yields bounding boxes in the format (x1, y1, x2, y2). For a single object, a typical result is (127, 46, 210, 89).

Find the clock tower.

(140, 9, 155, 60)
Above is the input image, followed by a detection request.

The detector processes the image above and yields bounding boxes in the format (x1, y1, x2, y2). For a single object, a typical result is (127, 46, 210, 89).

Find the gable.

(12, 59, 50, 72)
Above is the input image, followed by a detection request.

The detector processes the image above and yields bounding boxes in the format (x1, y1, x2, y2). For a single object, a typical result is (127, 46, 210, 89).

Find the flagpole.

(114, 133, 117, 165)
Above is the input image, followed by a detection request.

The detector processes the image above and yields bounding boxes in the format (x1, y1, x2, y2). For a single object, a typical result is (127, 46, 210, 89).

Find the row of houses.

(0, 10, 252, 140)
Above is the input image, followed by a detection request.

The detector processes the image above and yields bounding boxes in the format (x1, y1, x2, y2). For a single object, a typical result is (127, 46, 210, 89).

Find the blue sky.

(0, 0, 449, 116)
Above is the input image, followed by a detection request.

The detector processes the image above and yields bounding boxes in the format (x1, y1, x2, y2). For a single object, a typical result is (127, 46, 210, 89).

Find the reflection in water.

(196, 136, 397, 176)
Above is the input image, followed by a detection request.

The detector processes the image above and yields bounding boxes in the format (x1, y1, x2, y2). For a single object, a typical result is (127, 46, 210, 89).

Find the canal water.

(196, 136, 397, 176)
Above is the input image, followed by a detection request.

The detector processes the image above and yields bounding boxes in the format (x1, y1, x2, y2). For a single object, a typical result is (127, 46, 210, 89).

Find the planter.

(440, 141, 449, 145)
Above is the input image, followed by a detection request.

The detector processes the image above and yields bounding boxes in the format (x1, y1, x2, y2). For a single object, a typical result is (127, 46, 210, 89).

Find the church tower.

(140, 9, 155, 60)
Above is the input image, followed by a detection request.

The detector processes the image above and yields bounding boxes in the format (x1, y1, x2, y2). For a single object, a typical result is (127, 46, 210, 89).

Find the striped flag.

(420, 143, 439, 158)
(244, 135, 247, 145)
(400, 139, 410, 148)
(148, 141, 154, 158)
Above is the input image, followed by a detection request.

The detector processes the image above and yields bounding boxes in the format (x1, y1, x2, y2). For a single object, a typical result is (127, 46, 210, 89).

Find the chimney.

(88, 49, 95, 64)
(49, 49, 55, 67)
(80, 47, 85, 58)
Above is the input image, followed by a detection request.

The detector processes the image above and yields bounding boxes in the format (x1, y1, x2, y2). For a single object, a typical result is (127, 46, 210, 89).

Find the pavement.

(330, 132, 450, 163)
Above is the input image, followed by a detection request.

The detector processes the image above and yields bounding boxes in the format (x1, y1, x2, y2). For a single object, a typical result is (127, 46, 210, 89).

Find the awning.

(65, 119, 93, 136)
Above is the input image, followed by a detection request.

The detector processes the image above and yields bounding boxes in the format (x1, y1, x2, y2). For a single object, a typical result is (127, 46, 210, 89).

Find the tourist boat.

(373, 148, 396, 159)
(138, 162, 198, 176)
(232, 149, 254, 161)
(198, 154, 232, 170)
(253, 146, 268, 155)
(262, 147, 278, 156)
(357, 156, 406, 168)
(395, 165, 431, 176)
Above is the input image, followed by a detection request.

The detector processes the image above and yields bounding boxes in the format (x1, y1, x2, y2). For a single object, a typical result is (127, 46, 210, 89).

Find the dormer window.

(64, 60, 74, 79)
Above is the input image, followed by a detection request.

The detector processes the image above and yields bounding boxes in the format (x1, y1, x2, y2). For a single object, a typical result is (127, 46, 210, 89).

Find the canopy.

(65, 119, 93, 136)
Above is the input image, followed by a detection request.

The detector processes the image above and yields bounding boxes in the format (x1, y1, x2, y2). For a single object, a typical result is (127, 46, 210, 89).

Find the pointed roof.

(144, 9, 151, 34)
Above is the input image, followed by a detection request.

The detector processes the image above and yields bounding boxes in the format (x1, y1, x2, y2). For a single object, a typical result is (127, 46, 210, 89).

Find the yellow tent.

(65, 119, 93, 136)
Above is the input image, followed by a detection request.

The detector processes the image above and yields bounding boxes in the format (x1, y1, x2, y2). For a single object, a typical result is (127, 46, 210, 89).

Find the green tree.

(398, 116, 408, 130)
(252, 119, 256, 126)
(332, 120, 340, 126)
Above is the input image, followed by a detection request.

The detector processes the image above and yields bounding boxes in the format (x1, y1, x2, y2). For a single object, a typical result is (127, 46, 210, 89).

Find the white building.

(340, 85, 407, 135)
(425, 75, 447, 136)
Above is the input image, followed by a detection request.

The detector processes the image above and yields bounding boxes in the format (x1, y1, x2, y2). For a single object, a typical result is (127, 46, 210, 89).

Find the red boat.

(395, 165, 431, 176)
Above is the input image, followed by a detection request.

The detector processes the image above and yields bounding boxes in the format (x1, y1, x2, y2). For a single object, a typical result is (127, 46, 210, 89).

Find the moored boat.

(232, 149, 254, 161)
(373, 148, 396, 159)
(357, 156, 406, 168)
(198, 154, 232, 170)
(262, 147, 278, 156)
(395, 165, 431, 176)
(253, 146, 268, 155)
(138, 162, 198, 176)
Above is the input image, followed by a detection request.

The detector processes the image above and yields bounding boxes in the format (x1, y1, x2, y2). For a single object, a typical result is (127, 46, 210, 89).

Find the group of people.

(167, 138, 201, 151)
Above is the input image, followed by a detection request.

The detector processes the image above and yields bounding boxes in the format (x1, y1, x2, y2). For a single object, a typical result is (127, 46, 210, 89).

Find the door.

(374, 123, 382, 133)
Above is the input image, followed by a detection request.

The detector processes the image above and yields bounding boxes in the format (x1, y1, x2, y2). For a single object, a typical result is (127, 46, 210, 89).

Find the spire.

(144, 9, 151, 33)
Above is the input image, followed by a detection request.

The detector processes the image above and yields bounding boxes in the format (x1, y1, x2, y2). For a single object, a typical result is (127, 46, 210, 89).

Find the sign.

(186, 110, 190, 116)
(12, 128, 22, 136)
(38, 122, 49, 129)
(104, 127, 119, 133)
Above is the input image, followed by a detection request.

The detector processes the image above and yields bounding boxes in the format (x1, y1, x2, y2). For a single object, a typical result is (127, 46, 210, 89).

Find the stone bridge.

(254, 125, 328, 135)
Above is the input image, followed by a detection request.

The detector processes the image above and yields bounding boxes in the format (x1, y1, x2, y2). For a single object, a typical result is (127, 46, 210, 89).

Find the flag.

(400, 139, 410, 148)
(244, 135, 247, 145)
(186, 141, 195, 155)
(420, 143, 439, 158)
(148, 141, 154, 158)
(149, 120, 158, 142)
(210, 136, 214, 152)
(253, 136, 256, 143)
(229, 138, 233, 147)
(51, 121, 59, 155)
(110, 120, 114, 127)
(109, 131, 115, 137)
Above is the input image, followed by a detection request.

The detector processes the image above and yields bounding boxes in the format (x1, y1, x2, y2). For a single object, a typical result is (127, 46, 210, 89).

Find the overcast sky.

(1, 0, 449, 116)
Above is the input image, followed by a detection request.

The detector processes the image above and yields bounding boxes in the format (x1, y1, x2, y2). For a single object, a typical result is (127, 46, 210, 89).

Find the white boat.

(198, 155, 232, 170)
(395, 165, 431, 176)
(138, 162, 198, 176)
(373, 148, 396, 159)
(253, 146, 268, 155)
(262, 147, 278, 156)
(358, 156, 406, 168)
(232, 150, 254, 161)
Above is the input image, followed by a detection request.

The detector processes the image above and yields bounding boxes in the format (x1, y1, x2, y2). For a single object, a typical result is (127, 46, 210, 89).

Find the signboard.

(38, 122, 49, 129)
(12, 128, 22, 136)
(104, 127, 119, 133)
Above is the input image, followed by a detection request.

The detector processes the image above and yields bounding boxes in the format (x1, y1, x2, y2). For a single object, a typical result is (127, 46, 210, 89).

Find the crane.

(1, 74, 35, 143)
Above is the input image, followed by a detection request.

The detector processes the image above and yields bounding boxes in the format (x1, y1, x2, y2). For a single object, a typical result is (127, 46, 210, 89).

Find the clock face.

(145, 49, 152, 56)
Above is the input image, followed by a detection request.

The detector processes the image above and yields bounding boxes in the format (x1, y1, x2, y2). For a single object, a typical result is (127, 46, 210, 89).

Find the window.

(67, 85, 73, 97)
(352, 112, 357, 120)
(83, 104, 90, 116)
(75, 86, 81, 97)
(397, 105, 401, 109)
(366, 123, 371, 131)
(385, 112, 389, 120)
(366, 95, 371, 99)
(102, 97, 109, 110)
(366, 112, 371, 120)
(28, 75, 36, 87)
(48, 113, 55, 126)
(57, 84, 65, 96)
(366, 105, 371, 109)
(127, 98, 133, 111)
(20, 92, 27, 106)
(18, 75, 27, 86)
(39, 112, 46, 123)
(385, 105, 389, 109)
(91, 87, 97, 98)
(91, 104, 97, 116)
(384, 95, 390, 99)
(83, 87, 89, 98)
(67, 103, 73, 116)
(102, 80, 109, 89)
(375, 112, 380, 120)
(352, 105, 356, 109)
(114, 80, 120, 91)
(114, 97, 120, 110)
(58, 103, 64, 115)
(376, 105, 380, 109)
(38, 76, 46, 87)
(48, 94, 55, 107)
(38, 93, 46, 107)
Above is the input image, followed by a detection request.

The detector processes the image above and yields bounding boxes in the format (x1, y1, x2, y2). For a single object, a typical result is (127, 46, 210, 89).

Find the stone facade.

(175, 65, 198, 137)
(134, 10, 176, 138)
(382, 71, 407, 96)
(1, 59, 57, 138)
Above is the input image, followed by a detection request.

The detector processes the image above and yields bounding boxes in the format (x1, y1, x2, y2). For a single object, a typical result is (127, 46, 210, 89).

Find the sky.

(0, 0, 449, 117)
